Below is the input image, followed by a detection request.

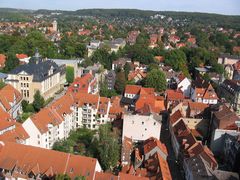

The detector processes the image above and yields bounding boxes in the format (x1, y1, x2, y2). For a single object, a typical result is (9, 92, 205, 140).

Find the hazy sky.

(1, 0, 240, 15)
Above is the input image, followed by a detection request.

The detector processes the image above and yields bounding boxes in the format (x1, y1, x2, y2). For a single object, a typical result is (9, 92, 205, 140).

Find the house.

(169, 112, 218, 180)
(210, 104, 240, 153)
(87, 40, 101, 57)
(169, 35, 180, 44)
(73, 92, 111, 130)
(172, 73, 191, 97)
(124, 85, 142, 99)
(121, 136, 133, 166)
(0, 141, 102, 179)
(108, 96, 124, 121)
(120, 137, 172, 180)
(122, 114, 161, 142)
(16, 53, 30, 64)
(0, 54, 6, 69)
(165, 89, 185, 109)
(219, 79, 240, 114)
(187, 102, 208, 118)
(218, 54, 240, 66)
(22, 93, 75, 149)
(6, 50, 62, 103)
(128, 70, 147, 84)
(223, 134, 240, 173)
(0, 84, 22, 119)
(105, 70, 116, 90)
(187, 37, 196, 45)
(127, 31, 140, 45)
(149, 34, 158, 48)
(68, 73, 98, 94)
(112, 58, 131, 71)
(135, 94, 165, 114)
(191, 84, 218, 105)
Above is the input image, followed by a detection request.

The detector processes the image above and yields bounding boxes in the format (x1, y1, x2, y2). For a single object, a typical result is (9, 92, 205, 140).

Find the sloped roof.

(10, 58, 60, 82)
(0, 141, 98, 179)
(0, 84, 22, 111)
(125, 85, 141, 94)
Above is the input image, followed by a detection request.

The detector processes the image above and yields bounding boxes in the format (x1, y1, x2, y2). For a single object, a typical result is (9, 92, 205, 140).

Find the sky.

(0, 0, 240, 15)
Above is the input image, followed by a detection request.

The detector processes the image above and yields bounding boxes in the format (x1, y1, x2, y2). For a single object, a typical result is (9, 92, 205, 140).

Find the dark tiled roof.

(10, 57, 60, 82)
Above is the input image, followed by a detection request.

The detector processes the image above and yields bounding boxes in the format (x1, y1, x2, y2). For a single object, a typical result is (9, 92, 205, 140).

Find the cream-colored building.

(6, 51, 63, 103)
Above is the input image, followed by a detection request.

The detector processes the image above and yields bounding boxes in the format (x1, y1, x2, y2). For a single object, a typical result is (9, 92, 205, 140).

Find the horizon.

(0, 0, 240, 16)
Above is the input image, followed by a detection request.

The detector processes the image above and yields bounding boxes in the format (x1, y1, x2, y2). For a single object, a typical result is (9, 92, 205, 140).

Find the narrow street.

(160, 112, 184, 180)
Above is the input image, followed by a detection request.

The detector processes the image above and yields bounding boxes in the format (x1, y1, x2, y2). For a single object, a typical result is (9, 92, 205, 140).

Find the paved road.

(160, 112, 185, 180)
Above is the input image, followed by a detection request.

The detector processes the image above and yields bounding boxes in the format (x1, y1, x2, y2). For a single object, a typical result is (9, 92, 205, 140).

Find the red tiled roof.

(0, 141, 99, 179)
(170, 110, 183, 125)
(95, 172, 118, 180)
(0, 54, 6, 68)
(16, 54, 28, 59)
(68, 73, 94, 94)
(0, 84, 22, 111)
(0, 106, 11, 122)
(0, 122, 29, 142)
(166, 89, 184, 101)
(125, 85, 141, 94)
(118, 172, 149, 180)
(143, 137, 168, 156)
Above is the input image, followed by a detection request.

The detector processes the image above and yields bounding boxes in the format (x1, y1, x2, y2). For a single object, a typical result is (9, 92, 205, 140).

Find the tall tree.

(145, 69, 167, 92)
(98, 124, 120, 170)
(33, 90, 45, 112)
(66, 66, 74, 84)
(114, 71, 126, 94)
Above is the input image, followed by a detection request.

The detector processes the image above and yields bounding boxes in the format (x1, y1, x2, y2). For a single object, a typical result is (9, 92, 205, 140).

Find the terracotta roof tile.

(0, 141, 99, 179)
(125, 85, 141, 94)
(0, 84, 22, 111)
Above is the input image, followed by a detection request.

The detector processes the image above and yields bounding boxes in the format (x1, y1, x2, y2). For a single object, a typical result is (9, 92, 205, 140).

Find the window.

(38, 141, 40, 144)
(154, 122, 156, 125)
(142, 122, 144, 125)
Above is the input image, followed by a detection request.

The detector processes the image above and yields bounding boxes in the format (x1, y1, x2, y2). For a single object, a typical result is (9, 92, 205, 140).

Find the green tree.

(74, 176, 86, 180)
(21, 100, 28, 112)
(66, 66, 74, 83)
(114, 71, 126, 94)
(145, 69, 167, 92)
(123, 62, 131, 79)
(32, 90, 45, 112)
(55, 174, 71, 180)
(0, 80, 6, 89)
(91, 49, 112, 69)
(3, 52, 19, 72)
(98, 124, 120, 170)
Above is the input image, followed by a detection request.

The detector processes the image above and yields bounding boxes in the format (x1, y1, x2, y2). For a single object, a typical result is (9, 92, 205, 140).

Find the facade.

(210, 104, 240, 153)
(68, 73, 98, 94)
(223, 134, 240, 172)
(6, 51, 62, 103)
(219, 79, 240, 113)
(122, 114, 161, 142)
(22, 90, 112, 149)
(191, 84, 218, 105)
(218, 54, 240, 66)
(0, 84, 22, 119)
(112, 58, 131, 71)
(105, 70, 116, 90)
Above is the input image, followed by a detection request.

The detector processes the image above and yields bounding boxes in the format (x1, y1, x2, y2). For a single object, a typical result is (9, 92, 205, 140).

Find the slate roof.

(10, 55, 60, 82)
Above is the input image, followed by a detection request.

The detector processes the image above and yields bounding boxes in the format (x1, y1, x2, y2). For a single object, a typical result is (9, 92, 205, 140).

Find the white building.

(177, 77, 191, 97)
(122, 114, 162, 142)
(0, 84, 22, 119)
(22, 92, 111, 149)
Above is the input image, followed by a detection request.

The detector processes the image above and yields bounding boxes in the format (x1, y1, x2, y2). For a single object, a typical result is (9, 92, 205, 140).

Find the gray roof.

(0, 72, 8, 79)
(10, 56, 60, 82)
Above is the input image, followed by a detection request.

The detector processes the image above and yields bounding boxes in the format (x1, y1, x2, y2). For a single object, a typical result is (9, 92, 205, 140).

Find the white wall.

(122, 114, 161, 142)
(22, 118, 42, 148)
